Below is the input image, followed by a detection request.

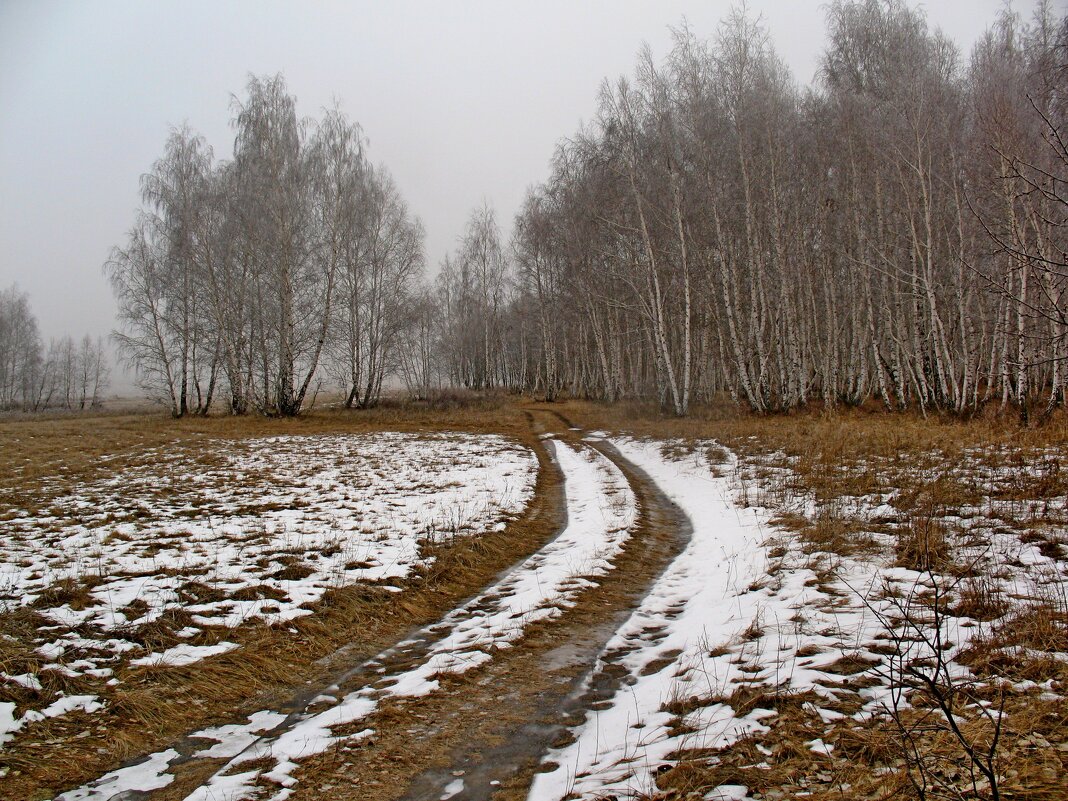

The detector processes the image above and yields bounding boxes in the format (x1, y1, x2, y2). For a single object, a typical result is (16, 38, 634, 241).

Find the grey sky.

(0, 0, 1041, 347)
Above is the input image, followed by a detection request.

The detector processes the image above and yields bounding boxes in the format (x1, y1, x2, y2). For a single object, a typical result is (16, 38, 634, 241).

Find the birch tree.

(496, 1, 1067, 416)
(108, 74, 425, 415)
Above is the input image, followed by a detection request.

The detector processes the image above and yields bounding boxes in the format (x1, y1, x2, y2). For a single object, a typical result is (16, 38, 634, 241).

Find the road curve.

(52, 408, 695, 801)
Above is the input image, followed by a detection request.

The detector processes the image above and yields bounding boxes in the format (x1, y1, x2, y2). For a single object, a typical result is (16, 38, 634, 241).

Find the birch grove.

(107, 75, 426, 416)
(0, 284, 110, 411)
(104, 4, 1068, 419)
(486, 1, 1068, 417)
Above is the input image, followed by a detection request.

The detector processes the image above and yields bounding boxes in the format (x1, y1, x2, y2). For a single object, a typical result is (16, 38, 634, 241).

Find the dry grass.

(894, 518, 953, 572)
(0, 394, 564, 800)
(0, 393, 512, 505)
(557, 398, 1068, 801)
(6, 396, 1068, 800)
(950, 575, 1010, 622)
(801, 512, 881, 558)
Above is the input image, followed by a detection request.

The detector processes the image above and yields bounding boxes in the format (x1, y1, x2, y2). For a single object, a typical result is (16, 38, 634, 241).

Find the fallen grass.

(557, 398, 1068, 801)
(0, 394, 564, 801)
(7, 395, 1068, 800)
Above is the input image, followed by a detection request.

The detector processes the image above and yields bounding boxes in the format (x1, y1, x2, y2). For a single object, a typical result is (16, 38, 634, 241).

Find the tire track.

(53, 409, 695, 801)
(49, 422, 567, 801)
(315, 408, 694, 801)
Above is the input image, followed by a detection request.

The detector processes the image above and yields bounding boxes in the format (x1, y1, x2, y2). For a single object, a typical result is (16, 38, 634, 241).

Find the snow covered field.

(0, 432, 537, 748)
(530, 438, 773, 800)
(55, 438, 637, 801)
(9, 419, 1066, 801)
(530, 436, 1068, 801)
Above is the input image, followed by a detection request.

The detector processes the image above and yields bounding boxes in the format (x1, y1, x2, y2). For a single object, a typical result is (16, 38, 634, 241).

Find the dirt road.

(56, 408, 693, 801)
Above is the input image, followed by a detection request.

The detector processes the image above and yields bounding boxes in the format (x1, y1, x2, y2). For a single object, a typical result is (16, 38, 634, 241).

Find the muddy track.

(57, 409, 692, 801)
(277, 408, 692, 801)
(40, 419, 566, 801)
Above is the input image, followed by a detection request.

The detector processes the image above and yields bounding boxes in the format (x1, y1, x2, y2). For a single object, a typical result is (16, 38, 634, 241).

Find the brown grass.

(6, 396, 1068, 800)
(801, 512, 881, 557)
(0, 395, 565, 800)
(555, 398, 1068, 801)
(894, 517, 953, 572)
(950, 576, 1010, 622)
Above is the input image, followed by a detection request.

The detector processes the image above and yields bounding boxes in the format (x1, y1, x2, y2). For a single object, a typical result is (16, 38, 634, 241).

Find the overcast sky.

(0, 0, 1043, 348)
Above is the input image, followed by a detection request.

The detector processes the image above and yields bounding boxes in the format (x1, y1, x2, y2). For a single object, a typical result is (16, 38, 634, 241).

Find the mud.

(391, 418, 693, 801)
(67, 408, 694, 801)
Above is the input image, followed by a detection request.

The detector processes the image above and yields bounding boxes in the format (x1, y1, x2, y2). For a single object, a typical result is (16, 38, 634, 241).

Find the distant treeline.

(0, 285, 110, 412)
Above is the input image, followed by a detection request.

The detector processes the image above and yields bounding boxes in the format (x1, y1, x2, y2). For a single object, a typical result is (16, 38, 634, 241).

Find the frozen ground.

(0, 433, 536, 747)
(14, 425, 1067, 800)
(530, 437, 1068, 801)
(529, 438, 772, 800)
(53, 439, 637, 801)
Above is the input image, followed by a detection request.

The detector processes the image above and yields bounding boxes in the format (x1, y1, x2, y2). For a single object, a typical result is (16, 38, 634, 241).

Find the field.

(0, 398, 1066, 801)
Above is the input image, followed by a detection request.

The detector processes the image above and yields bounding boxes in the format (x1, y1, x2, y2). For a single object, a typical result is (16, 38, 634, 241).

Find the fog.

(0, 0, 1039, 353)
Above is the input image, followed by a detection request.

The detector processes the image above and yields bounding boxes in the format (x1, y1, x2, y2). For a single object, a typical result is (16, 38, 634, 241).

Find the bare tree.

(494, 1, 1067, 417)
(330, 165, 424, 408)
(108, 74, 425, 416)
(107, 127, 216, 416)
(0, 285, 42, 410)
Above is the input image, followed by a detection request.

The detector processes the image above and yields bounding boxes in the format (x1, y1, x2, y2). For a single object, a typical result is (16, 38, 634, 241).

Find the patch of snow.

(706, 786, 749, 801)
(533, 436, 1068, 799)
(441, 778, 465, 799)
(1, 694, 103, 747)
(130, 641, 239, 668)
(53, 748, 180, 801)
(191, 711, 289, 759)
(1, 672, 42, 690)
(807, 737, 834, 756)
(62, 440, 634, 801)
(0, 702, 17, 746)
(530, 438, 771, 800)
(2, 432, 538, 744)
